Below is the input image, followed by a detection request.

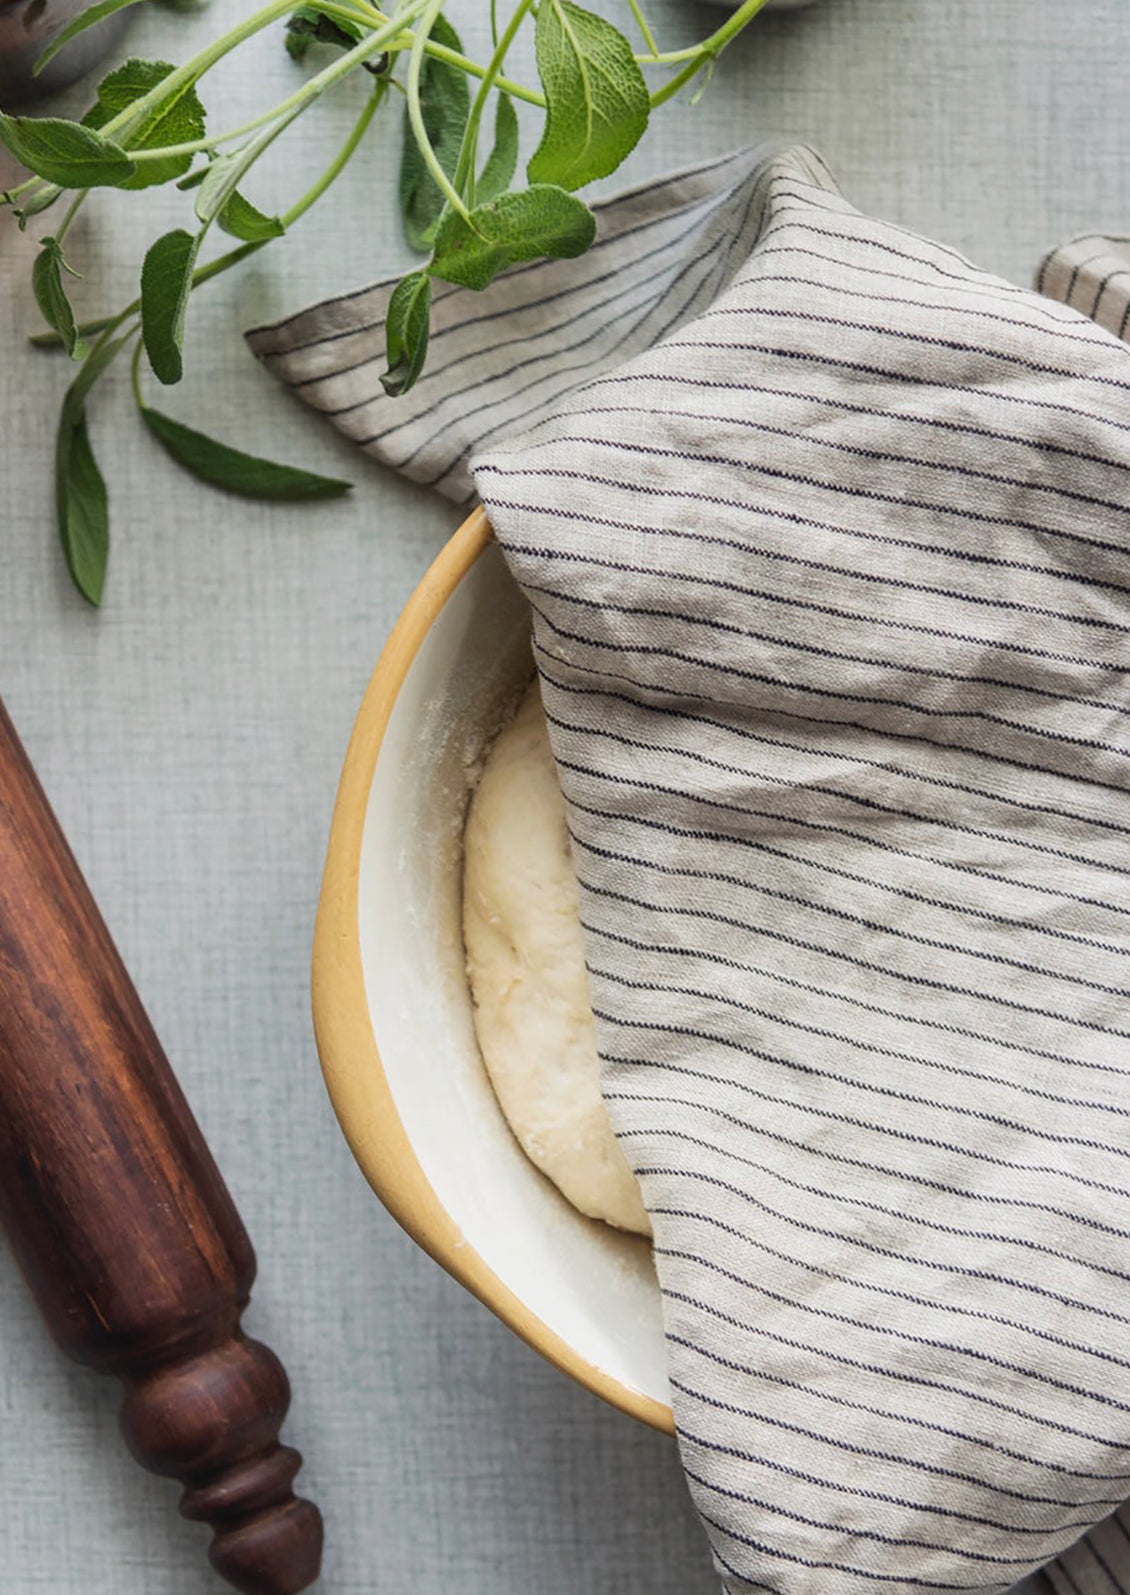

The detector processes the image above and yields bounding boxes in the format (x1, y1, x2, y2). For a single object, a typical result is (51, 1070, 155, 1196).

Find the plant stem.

(28, 242, 243, 347)
(307, 0, 381, 27)
(363, 3, 543, 100)
(647, 0, 772, 94)
(31, 85, 383, 351)
(219, 0, 427, 131)
(100, 0, 300, 142)
(407, 36, 542, 105)
(130, 336, 146, 410)
(5, 1, 544, 196)
(127, 3, 427, 167)
(626, 0, 660, 61)
(191, 239, 266, 289)
(268, 1, 429, 101)
(79, 309, 140, 380)
(281, 77, 385, 225)
(7, 5, 298, 211)
(2, 177, 41, 204)
(405, 0, 470, 221)
(452, 0, 536, 202)
(124, 29, 542, 168)
(29, 315, 117, 348)
(53, 191, 86, 247)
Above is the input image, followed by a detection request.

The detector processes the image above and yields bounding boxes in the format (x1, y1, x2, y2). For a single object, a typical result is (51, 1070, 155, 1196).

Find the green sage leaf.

(34, 0, 146, 76)
(381, 270, 432, 397)
(285, 3, 362, 61)
(176, 163, 209, 191)
(526, 0, 648, 191)
(285, 21, 313, 60)
(56, 386, 110, 607)
(398, 13, 469, 253)
(14, 183, 63, 228)
(476, 92, 519, 206)
(67, 333, 135, 415)
(83, 59, 207, 190)
(140, 408, 351, 499)
(53, 330, 138, 603)
(32, 237, 86, 361)
(0, 113, 135, 189)
(218, 191, 285, 243)
(430, 185, 596, 292)
(57, 414, 108, 605)
(195, 151, 242, 225)
(140, 228, 200, 385)
(195, 109, 301, 228)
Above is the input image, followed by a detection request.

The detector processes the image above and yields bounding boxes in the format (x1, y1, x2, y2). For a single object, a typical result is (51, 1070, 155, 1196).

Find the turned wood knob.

(0, 695, 323, 1595)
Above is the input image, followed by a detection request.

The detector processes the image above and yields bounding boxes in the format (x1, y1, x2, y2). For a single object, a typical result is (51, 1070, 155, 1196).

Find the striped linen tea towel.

(249, 145, 1130, 1595)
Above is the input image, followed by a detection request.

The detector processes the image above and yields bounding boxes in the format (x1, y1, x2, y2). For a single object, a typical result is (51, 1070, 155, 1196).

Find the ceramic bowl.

(312, 507, 671, 1430)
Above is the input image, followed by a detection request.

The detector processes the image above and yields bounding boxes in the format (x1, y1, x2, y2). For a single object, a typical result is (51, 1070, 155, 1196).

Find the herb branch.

(3, 0, 773, 603)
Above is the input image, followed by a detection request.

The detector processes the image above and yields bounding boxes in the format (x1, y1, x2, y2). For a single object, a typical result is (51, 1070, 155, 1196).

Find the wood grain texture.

(0, 695, 322, 1595)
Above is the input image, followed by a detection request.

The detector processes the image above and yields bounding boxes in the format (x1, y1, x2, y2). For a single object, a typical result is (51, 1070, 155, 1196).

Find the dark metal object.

(0, 0, 132, 106)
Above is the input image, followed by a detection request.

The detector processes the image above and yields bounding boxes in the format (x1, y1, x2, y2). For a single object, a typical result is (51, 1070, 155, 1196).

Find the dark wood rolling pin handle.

(0, 696, 323, 1595)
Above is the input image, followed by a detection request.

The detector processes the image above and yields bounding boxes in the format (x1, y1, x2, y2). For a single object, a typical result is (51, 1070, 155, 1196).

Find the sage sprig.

(2, 0, 775, 603)
(32, 236, 87, 359)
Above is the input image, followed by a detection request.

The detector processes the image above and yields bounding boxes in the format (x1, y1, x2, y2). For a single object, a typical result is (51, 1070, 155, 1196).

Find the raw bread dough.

(463, 683, 651, 1237)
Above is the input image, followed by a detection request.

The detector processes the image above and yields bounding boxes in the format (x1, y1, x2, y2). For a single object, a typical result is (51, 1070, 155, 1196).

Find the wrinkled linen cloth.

(248, 146, 1130, 1595)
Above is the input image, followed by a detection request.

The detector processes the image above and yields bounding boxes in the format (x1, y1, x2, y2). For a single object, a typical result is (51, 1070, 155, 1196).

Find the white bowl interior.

(357, 542, 670, 1411)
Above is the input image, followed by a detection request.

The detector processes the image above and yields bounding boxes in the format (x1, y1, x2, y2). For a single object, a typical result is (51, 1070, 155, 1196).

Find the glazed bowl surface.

(313, 508, 671, 1430)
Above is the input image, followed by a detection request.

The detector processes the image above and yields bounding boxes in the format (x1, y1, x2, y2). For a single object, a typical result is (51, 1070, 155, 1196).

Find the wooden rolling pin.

(0, 695, 323, 1595)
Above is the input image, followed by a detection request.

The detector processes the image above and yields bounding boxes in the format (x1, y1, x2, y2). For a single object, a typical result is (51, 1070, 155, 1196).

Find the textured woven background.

(0, 2, 1127, 1592)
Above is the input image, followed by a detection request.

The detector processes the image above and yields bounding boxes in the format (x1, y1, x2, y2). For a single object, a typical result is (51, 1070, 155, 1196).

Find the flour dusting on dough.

(462, 683, 651, 1237)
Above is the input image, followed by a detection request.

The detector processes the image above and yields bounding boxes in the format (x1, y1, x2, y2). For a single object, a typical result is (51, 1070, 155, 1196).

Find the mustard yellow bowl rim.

(311, 505, 674, 1435)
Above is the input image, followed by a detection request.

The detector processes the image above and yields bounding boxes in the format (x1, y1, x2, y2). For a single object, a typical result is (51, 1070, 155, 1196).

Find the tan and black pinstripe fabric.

(250, 146, 1130, 1595)
(1038, 235, 1130, 344)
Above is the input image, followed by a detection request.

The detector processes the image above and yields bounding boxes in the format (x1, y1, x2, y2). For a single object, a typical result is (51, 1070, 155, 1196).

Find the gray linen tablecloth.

(3, 3, 1129, 1594)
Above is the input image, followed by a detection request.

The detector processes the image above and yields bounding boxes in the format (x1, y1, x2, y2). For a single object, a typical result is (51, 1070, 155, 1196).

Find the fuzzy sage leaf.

(218, 192, 285, 242)
(176, 164, 211, 191)
(32, 237, 87, 361)
(285, 4, 362, 61)
(13, 184, 63, 229)
(195, 151, 245, 225)
(430, 184, 596, 291)
(56, 412, 109, 606)
(53, 338, 129, 607)
(195, 108, 303, 229)
(382, 270, 432, 396)
(139, 408, 352, 499)
(141, 228, 200, 385)
(70, 330, 137, 410)
(0, 113, 136, 189)
(526, 0, 649, 191)
(34, 0, 148, 76)
(83, 59, 207, 190)
(398, 14, 470, 253)
(54, 332, 143, 604)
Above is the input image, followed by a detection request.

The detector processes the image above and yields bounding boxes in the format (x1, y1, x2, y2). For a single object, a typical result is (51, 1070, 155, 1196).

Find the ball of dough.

(463, 683, 651, 1237)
